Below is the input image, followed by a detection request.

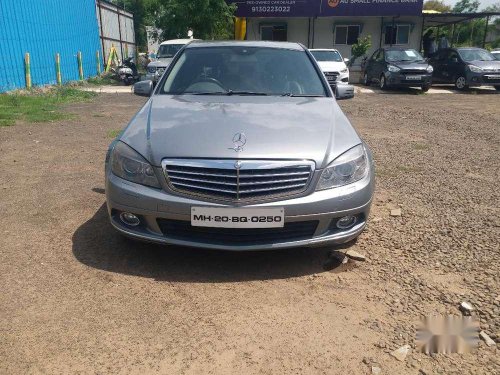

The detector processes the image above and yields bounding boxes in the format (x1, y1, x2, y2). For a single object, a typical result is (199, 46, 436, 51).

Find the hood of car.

(390, 61, 429, 70)
(317, 61, 347, 73)
(120, 95, 361, 169)
(147, 58, 173, 68)
(467, 60, 500, 71)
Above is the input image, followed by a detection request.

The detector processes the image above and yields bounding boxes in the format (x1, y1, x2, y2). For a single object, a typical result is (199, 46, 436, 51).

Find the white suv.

(310, 49, 350, 87)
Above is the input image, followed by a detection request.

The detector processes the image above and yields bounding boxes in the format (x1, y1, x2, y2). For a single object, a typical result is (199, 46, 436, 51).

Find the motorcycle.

(116, 57, 140, 85)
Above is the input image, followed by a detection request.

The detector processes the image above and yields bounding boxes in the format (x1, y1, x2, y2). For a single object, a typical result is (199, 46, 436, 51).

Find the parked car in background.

(146, 39, 194, 84)
(491, 49, 500, 61)
(309, 49, 349, 86)
(429, 47, 500, 91)
(363, 47, 433, 91)
(107, 41, 373, 251)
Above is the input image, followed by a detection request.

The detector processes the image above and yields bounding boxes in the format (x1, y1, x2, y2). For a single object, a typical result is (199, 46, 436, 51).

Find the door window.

(261, 25, 287, 41)
(334, 25, 360, 45)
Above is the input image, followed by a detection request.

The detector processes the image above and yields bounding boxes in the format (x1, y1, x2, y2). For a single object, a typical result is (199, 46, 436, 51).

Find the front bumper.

(105, 162, 374, 250)
(325, 71, 349, 87)
(386, 72, 432, 87)
(466, 71, 500, 87)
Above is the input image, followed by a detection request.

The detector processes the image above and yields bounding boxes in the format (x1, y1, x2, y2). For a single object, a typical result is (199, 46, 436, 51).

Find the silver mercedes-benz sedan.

(105, 41, 374, 250)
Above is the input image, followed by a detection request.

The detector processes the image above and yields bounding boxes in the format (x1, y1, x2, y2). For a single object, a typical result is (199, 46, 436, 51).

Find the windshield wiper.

(280, 93, 323, 97)
(226, 90, 269, 96)
(185, 90, 269, 96)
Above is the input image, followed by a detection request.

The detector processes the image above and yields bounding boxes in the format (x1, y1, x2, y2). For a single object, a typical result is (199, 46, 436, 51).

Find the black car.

(429, 47, 500, 91)
(363, 47, 433, 91)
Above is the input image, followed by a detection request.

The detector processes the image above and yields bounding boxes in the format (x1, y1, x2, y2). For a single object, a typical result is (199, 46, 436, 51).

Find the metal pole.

(482, 16, 490, 48)
(308, 18, 311, 48)
(97, 1, 106, 67)
(419, 15, 425, 53)
(379, 17, 384, 47)
(24, 52, 31, 89)
(77, 51, 84, 80)
(451, 23, 456, 47)
(117, 7, 124, 60)
(96, 51, 101, 75)
(391, 17, 395, 46)
(312, 17, 315, 48)
(55, 53, 62, 85)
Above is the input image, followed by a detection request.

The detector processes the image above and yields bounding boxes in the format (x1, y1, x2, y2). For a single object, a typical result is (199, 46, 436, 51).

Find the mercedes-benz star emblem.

(234, 160, 242, 170)
(229, 132, 246, 152)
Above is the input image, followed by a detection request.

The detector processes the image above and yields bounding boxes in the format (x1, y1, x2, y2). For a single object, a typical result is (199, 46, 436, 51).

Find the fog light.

(120, 212, 140, 226)
(336, 215, 357, 229)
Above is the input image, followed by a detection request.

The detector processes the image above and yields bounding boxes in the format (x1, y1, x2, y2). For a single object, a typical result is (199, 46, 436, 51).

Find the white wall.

(246, 16, 423, 64)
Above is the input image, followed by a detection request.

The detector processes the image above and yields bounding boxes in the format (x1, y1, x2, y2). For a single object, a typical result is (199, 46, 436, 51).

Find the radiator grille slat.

(163, 159, 314, 201)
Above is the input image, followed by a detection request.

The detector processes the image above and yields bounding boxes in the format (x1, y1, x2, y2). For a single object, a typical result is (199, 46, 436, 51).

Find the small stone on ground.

(390, 345, 410, 362)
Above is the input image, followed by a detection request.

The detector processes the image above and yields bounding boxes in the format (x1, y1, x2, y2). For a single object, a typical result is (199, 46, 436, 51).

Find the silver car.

(105, 41, 374, 250)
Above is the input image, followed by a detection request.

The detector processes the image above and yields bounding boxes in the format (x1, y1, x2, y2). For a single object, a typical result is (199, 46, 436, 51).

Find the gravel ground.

(0, 90, 498, 374)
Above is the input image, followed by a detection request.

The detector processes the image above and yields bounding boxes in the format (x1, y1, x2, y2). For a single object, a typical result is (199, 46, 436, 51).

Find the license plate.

(191, 207, 284, 228)
(405, 75, 421, 80)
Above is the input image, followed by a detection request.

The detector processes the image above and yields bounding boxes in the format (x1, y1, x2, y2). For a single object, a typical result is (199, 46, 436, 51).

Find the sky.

(445, 0, 499, 10)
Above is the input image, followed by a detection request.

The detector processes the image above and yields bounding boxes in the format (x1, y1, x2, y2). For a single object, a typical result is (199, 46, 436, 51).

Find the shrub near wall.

(0, 0, 101, 92)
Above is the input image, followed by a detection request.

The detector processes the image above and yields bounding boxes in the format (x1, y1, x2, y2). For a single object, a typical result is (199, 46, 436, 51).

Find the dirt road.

(1, 90, 498, 374)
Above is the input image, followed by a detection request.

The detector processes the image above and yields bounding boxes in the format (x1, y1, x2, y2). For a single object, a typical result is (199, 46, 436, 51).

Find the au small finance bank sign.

(229, 0, 423, 17)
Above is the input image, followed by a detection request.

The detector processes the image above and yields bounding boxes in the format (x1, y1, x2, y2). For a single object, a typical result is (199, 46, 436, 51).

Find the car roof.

(455, 47, 485, 51)
(382, 47, 416, 51)
(186, 40, 304, 51)
(309, 49, 340, 52)
(160, 39, 197, 45)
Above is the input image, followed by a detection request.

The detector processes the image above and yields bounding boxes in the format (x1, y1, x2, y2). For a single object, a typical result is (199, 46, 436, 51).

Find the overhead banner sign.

(228, 0, 423, 17)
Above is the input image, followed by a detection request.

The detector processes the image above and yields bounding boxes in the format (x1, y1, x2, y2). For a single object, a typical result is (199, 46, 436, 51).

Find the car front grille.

(162, 159, 315, 202)
(400, 69, 427, 75)
(324, 71, 339, 83)
(157, 219, 319, 245)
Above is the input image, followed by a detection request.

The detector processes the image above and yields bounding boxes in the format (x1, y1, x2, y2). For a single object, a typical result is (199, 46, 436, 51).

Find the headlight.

(468, 65, 482, 73)
(111, 141, 160, 188)
(387, 65, 401, 73)
(316, 144, 369, 190)
(340, 68, 348, 73)
(147, 66, 157, 74)
(426, 65, 434, 73)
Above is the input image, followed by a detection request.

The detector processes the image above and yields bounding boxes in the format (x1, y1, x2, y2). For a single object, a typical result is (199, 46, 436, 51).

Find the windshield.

(458, 49, 495, 62)
(492, 52, 500, 61)
(386, 49, 424, 62)
(157, 44, 184, 58)
(161, 46, 327, 96)
(310, 50, 343, 62)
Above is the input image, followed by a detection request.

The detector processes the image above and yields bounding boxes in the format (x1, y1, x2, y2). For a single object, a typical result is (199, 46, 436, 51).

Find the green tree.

(423, 0, 452, 13)
(151, 0, 237, 41)
(452, 0, 480, 13)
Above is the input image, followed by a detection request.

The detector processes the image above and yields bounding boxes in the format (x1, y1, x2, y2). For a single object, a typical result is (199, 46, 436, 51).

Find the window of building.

(334, 25, 360, 45)
(384, 24, 410, 45)
(260, 24, 287, 41)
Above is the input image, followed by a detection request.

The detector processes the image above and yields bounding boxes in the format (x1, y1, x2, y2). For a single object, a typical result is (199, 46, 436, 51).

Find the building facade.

(231, 0, 424, 68)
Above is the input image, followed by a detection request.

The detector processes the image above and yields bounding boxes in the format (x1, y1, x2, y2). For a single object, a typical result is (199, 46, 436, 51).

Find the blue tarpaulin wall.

(0, 0, 101, 92)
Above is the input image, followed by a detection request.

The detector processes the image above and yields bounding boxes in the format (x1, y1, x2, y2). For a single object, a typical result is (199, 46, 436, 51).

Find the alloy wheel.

(455, 76, 467, 90)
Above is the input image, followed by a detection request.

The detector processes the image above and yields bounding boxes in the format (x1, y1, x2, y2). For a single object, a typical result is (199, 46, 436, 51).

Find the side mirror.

(344, 57, 350, 64)
(133, 80, 153, 97)
(335, 84, 354, 100)
(451, 57, 458, 63)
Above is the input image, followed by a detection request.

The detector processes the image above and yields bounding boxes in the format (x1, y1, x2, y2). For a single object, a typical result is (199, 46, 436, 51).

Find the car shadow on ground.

(358, 84, 499, 95)
(72, 203, 348, 283)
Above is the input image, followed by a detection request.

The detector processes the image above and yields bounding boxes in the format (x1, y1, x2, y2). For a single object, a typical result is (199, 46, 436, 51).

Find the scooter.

(116, 57, 140, 85)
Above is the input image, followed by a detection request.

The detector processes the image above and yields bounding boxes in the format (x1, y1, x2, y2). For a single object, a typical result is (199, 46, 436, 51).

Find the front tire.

(421, 85, 430, 92)
(363, 73, 371, 86)
(454, 76, 468, 91)
(380, 74, 388, 90)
